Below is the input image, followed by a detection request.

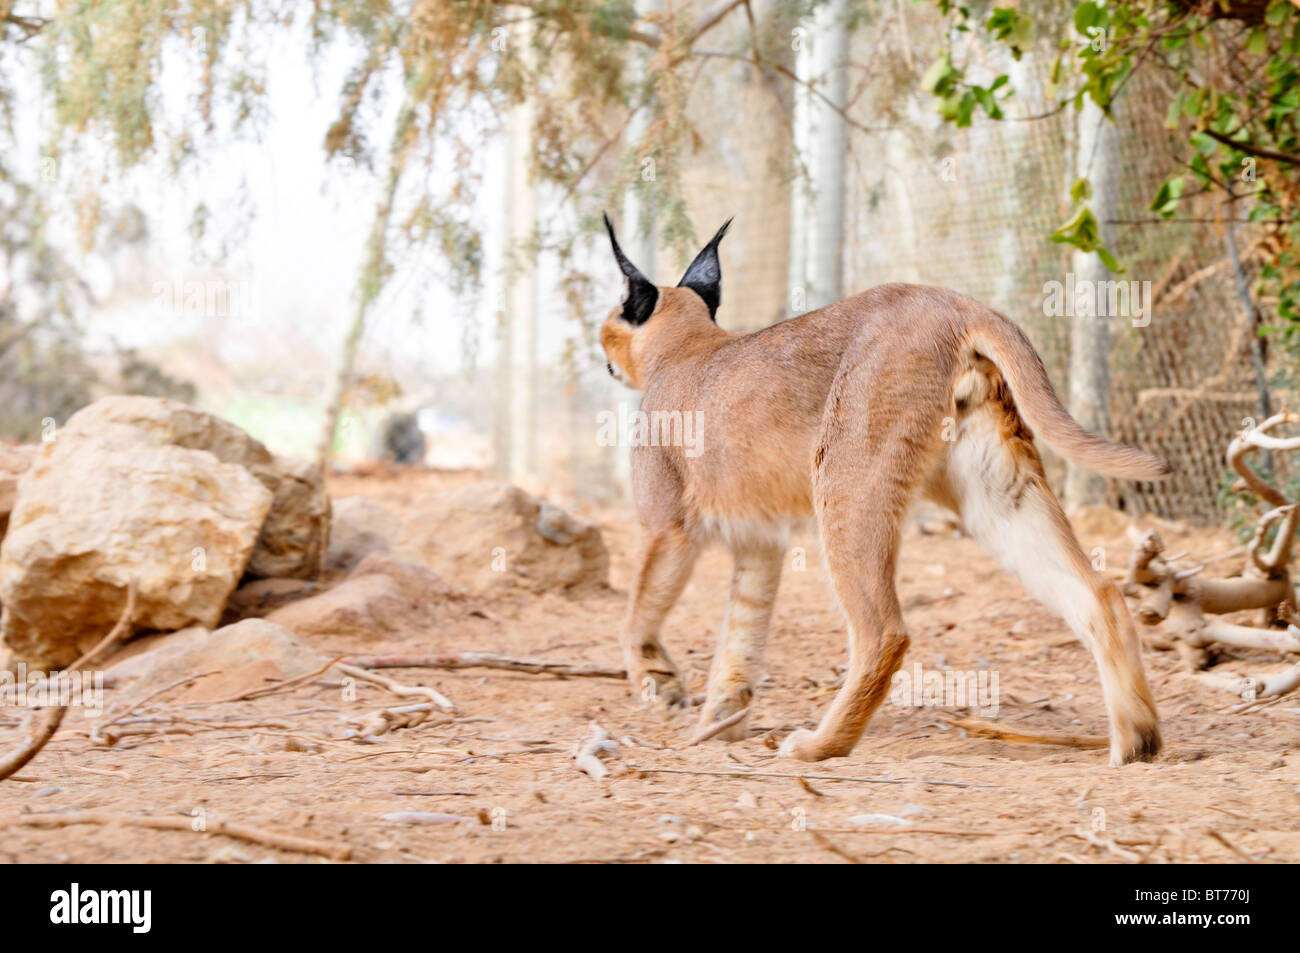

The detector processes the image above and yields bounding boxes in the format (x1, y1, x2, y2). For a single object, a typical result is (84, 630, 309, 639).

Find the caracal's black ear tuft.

(677, 217, 732, 321)
(604, 212, 658, 326)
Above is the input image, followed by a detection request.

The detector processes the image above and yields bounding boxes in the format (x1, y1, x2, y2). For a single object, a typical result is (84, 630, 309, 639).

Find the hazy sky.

(11, 14, 608, 397)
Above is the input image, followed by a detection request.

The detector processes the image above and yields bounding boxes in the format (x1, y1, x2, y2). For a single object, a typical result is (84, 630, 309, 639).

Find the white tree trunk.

(607, 0, 660, 493)
(1065, 99, 1118, 510)
(505, 98, 537, 483)
(788, 0, 849, 315)
(495, 13, 538, 483)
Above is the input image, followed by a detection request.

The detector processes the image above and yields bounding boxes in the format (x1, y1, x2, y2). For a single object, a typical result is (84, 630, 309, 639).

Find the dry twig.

(2, 810, 351, 861)
(942, 716, 1109, 750)
(343, 652, 625, 680)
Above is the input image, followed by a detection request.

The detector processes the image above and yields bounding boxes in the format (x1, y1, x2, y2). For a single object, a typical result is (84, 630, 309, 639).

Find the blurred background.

(2, 0, 1297, 525)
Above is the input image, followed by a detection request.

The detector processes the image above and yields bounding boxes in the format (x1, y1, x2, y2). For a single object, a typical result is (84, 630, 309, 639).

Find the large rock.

(266, 552, 465, 643)
(0, 427, 273, 668)
(104, 619, 327, 708)
(57, 396, 330, 579)
(247, 454, 331, 579)
(325, 496, 400, 572)
(0, 443, 36, 542)
(397, 483, 609, 592)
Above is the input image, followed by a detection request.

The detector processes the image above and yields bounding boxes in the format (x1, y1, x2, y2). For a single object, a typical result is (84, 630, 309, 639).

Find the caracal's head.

(599, 213, 732, 390)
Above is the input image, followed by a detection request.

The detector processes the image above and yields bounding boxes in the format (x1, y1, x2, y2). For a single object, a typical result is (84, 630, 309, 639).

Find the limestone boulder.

(0, 428, 272, 668)
(248, 454, 331, 579)
(266, 552, 465, 643)
(0, 443, 36, 542)
(58, 396, 330, 578)
(104, 619, 327, 708)
(325, 496, 400, 572)
(396, 482, 609, 593)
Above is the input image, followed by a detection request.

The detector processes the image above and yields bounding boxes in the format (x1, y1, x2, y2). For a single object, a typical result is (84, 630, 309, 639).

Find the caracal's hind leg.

(698, 543, 783, 741)
(780, 381, 935, 761)
(942, 369, 1161, 764)
(622, 525, 700, 709)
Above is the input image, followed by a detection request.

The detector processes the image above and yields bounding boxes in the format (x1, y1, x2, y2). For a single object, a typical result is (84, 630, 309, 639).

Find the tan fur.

(603, 281, 1165, 765)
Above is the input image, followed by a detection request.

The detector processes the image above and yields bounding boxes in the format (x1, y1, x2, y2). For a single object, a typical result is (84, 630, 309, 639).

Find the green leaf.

(1096, 245, 1125, 274)
(1189, 152, 1212, 185)
(1074, 1, 1104, 35)
(921, 54, 955, 93)
(1149, 175, 1185, 218)
(1245, 28, 1269, 57)
(1069, 177, 1092, 203)
(1165, 96, 1182, 130)
(956, 90, 976, 126)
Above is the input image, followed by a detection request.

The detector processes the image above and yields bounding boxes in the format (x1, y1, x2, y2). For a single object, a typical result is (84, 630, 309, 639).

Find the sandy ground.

(1, 468, 1296, 864)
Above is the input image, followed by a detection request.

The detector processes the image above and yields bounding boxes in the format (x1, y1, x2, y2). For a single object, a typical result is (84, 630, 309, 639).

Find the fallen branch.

(2, 810, 351, 861)
(91, 671, 220, 745)
(343, 652, 626, 680)
(573, 723, 618, 779)
(1207, 828, 1259, 864)
(675, 707, 750, 748)
(630, 767, 984, 788)
(1082, 828, 1142, 863)
(334, 662, 454, 712)
(1197, 663, 1300, 702)
(0, 582, 137, 782)
(941, 717, 1109, 750)
(342, 703, 451, 740)
(183, 655, 345, 707)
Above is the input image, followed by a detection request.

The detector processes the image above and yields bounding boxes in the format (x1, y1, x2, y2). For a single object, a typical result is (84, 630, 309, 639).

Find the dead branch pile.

(1124, 413, 1300, 704)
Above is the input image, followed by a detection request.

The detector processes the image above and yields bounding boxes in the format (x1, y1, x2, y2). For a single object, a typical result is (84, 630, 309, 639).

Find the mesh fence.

(832, 18, 1271, 525)
(458, 3, 1277, 528)
(584, 5, 1271, 525)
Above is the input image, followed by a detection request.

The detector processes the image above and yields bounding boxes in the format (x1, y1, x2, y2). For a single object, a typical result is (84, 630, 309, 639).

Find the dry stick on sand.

(0, 581, 138, 781)
(334, 662, 455, 712)
(91, 670, 220, 745)
(2, 811, 351, 861)
(343, 652, 626, 680)
(675, 707, 750, 748)
(181, 655, 347, 707)
(344, 702, 448, 739)
(1207, 828, 1259, 864)
(631, 767, 984, 788)
(941, 716, 1110, 750)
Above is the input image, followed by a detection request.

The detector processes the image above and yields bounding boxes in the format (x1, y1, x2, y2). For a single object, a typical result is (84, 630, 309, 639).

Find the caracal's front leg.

(622, 525, 700, 709)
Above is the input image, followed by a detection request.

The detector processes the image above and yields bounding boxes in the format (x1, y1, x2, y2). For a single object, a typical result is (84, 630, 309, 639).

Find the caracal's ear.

(677, 218, 732, 321)
(604, 212, 658, 326)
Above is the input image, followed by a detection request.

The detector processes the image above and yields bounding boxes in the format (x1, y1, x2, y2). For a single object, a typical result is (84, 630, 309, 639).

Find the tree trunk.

(1064, 99, 1118, 510)
(503, 39, 537, 484)
(607, 0, 660, 493)
(788, 0, 849, 315)
(316, 161, 401, 469)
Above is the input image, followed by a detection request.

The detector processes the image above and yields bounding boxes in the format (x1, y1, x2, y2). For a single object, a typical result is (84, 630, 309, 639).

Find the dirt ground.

(2, 468, 1297, 864)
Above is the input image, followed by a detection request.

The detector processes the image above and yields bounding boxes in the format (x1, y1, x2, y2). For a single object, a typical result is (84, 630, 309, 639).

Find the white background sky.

(8, 11, 612, 400)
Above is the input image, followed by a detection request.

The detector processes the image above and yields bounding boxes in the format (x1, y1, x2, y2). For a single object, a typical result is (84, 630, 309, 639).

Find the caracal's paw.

(696, 685, 753, 742)
(629, 667, 689, 711)
(778, 728, 822, 761)
(778, 727, 857, 761)
(1109, 718, 1162, 766)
